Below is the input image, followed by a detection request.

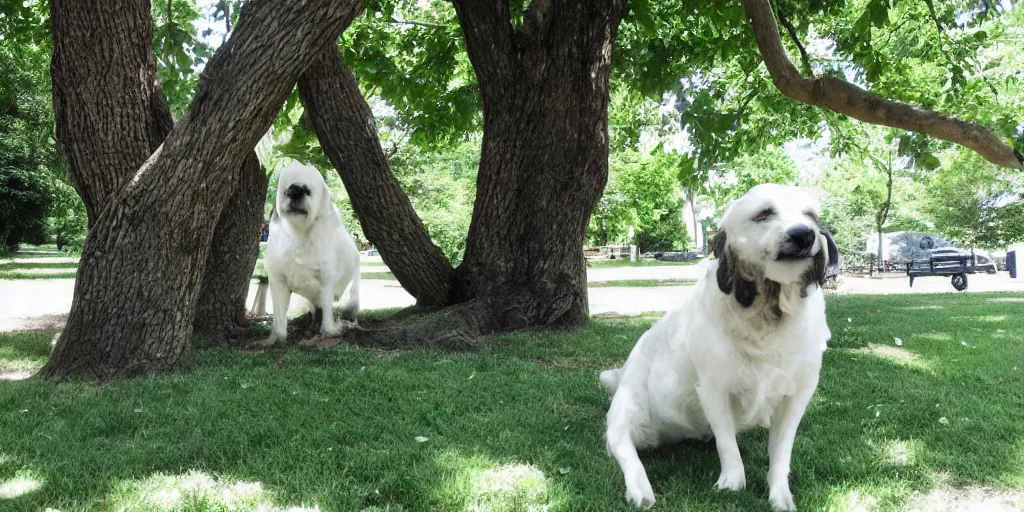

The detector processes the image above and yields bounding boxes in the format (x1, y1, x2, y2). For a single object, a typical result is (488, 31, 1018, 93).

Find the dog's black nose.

(284, 184, 311, 199)
(786, 226, 816, 250)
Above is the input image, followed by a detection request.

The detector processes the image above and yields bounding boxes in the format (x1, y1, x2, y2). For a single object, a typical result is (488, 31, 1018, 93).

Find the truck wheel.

(951, 273, 968, 291)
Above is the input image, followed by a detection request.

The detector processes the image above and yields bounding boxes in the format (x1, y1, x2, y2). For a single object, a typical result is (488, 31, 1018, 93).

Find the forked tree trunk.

(450, 0, 627, 332)
(298, 48, 455, 306)
(312, 0, 626, 349)
(193, 153, 268, 338)
(51, 0, 272, 342)
(41, 0, 364, 381)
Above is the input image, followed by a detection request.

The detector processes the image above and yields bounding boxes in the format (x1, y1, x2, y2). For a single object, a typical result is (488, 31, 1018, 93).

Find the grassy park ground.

(2, 292, 1023, 511)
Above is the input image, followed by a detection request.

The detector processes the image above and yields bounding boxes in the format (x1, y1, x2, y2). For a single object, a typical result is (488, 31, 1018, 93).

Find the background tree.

(925, 149, 1024, 249)
(0, 21, 61, 252)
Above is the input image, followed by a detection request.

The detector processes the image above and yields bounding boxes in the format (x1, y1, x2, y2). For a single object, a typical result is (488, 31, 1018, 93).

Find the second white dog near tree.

(261, 162, 360, 346)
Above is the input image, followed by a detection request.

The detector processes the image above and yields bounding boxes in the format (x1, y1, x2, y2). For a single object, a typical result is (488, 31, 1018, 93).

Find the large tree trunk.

(193, 153, 268, 338)
(450, 0, 627, 332)
(41, 0, 364, 381)
(297, 48, 454, 306)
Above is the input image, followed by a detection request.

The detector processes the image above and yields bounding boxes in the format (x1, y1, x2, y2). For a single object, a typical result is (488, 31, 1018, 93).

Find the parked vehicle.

(906, 247, 994, 291)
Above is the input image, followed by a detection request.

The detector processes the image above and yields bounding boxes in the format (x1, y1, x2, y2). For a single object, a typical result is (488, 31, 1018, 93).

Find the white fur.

(261, 162, 360, 346)
(601, 184, 833, 510)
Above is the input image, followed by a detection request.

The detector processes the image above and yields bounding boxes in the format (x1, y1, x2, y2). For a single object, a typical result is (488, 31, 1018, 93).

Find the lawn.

(1, 293, 1023, 511)
(588, 258, 700, 268)
(588, 278, 695, 288)
(0, 261, 80, 280)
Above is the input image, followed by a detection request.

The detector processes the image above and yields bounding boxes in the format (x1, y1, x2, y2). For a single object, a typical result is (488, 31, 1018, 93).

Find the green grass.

(0, 272, 79, 280)
(589, 278, 696, 287)
(0, 261, 81, 280)
(588, 258, 701, 268)
(0, 262, 79, 270)
(362, 271, 397, 281)
(1, 293, 1023, 511)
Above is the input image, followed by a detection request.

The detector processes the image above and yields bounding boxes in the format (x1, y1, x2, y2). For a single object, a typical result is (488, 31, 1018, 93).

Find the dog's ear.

(803, 227, 840, 287)
(711, 231, 732, 295)
(712, 230, 758, 307)
(317, 178, 333, 219)
(822, 227, 840, 276)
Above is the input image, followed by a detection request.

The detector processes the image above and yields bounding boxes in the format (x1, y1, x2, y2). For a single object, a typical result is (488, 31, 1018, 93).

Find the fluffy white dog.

(601, 184, 838, 511)
(261, 162, 360, 346)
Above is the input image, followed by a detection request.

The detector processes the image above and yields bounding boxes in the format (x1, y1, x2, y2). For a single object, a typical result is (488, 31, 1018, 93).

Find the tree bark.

(41, 0, 364, 381)
(49, 0, 170, 225)
(448, 0, 627, 333)
(193, 153, 268, 338)
(297, 48, 455, 306)
(741, 0, 1023, 171)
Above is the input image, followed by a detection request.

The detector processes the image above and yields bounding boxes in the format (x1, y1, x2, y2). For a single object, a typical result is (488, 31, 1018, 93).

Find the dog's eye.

(753, 208, 774, 222)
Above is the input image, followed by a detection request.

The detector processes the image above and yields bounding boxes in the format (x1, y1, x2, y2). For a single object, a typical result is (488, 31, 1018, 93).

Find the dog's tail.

(600, 368, 623, 396)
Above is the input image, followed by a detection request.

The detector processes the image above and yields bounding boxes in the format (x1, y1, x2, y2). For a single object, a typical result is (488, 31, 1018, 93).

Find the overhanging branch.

(741, 0, 1023, 170)
(450, 0, 516, 100)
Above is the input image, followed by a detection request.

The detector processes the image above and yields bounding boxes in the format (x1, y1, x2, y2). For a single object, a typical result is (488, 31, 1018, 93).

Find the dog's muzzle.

(284, 183, 311, 215)
(777, 225, 817, 260)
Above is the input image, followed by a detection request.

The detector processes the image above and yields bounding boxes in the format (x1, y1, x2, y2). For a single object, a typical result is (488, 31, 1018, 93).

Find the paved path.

(2, 261, 1022, 332)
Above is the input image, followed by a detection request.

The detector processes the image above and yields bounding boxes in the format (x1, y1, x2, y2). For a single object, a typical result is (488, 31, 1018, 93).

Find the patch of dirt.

(850, 344, 922, 365)
(907, 485, 1024, 512)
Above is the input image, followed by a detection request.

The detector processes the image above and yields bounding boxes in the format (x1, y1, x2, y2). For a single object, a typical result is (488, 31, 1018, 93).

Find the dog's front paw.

(769, 486, 796, 511)
(624, 469, 655, 508)
(257, 331, 286, 348)
(322, 322, 343, 336)
(715, 468, 746, 492)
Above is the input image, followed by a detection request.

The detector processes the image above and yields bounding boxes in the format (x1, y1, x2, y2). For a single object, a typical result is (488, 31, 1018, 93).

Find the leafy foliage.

(589, 149, 690, 252)
(152, 0, 214, 116)
(709, 147, 799, 206)
(924, 149, 1024, 249)
(0, 38, 62, 252)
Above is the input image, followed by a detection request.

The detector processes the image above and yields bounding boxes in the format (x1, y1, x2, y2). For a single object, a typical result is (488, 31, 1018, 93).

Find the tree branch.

(450, 0, 515, 100)
(298, 48, 455, 306)
(522, 0, 554, 38)
(921, 0, 1000, 98)
(776, 10, 812, 76)
(388, 17, 447, 29)
(741, 0, 1023, 170)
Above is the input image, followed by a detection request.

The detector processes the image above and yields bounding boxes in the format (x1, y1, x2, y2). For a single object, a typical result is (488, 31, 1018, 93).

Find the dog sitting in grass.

(260, 162, 360, 346)
(601, 184, 838, 510)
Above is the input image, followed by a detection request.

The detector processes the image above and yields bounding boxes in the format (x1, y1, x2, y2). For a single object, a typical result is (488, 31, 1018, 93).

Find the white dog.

(601, 184, 838, 511)
(261, 162, 360, 346)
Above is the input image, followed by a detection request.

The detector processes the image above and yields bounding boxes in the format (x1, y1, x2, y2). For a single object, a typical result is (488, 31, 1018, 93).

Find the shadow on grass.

(0, 293, 1021, 511)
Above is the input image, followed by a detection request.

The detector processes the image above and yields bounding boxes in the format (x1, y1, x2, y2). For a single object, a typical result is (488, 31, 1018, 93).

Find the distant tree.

(925, 150, 1024, 249)
(0, 35, 58, 252)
